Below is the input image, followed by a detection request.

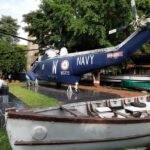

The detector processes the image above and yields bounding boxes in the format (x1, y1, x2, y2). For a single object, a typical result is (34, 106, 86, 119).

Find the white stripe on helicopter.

(77, 55, 94, 66)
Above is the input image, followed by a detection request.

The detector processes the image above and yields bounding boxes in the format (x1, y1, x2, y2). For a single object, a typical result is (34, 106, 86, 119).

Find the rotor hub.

(137, 18, 150, 29)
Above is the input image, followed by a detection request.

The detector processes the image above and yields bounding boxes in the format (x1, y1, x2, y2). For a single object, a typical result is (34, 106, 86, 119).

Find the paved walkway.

(26, 85, 122, 104)
(79, 85, 148, 98)
(0, 93, 29, 127)
(26, 84, 149, 105)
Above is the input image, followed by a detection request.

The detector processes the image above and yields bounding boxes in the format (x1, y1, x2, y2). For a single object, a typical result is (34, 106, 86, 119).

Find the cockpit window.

(41, 54, 48, 61)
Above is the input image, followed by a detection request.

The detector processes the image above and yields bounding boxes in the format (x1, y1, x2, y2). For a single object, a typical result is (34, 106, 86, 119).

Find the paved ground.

(79, 85, 148, 98)
(0, 93, 29, 127)
(26, 85, 122, 104)
(25, 83, 149, 104)
(0, 93, 29, 111)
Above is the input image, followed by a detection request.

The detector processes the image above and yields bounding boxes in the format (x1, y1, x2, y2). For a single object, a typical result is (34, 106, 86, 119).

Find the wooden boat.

(122, 80, 150, 91)
(6, 95, 150, 150)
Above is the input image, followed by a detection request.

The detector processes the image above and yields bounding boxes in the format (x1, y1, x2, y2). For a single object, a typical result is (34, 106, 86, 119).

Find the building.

(26, 36, 39, 71)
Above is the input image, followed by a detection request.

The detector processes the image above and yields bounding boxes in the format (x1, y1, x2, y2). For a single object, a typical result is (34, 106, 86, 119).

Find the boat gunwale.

(7, 112, 150, 124)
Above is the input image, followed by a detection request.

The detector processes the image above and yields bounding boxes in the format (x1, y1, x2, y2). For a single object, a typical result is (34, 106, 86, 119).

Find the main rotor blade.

(131, 0, 139, 21)
(109, 24, 130, 34)
(0, 30, 35, 43)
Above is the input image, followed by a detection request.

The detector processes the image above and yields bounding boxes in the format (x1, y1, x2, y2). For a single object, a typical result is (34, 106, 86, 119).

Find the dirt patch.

(79, 85, 148, 98)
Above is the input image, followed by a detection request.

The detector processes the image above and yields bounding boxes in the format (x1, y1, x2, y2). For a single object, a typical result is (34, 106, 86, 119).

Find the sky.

(0, 0, 41, 45)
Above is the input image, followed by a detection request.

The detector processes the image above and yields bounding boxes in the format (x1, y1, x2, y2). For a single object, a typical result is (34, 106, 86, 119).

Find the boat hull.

(6, 112, 150, 150)
(122, 80, 150, 91)
(101, 75, 150, 83)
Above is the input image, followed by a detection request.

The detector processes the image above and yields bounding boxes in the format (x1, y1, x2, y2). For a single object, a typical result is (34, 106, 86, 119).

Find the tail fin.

(26, 71, 35, 81)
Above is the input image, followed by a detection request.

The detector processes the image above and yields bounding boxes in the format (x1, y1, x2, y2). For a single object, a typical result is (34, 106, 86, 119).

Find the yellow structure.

(26, 36, 39, 71)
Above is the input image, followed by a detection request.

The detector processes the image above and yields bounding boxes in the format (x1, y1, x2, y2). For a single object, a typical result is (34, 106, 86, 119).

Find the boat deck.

(60, 95, 150, 119)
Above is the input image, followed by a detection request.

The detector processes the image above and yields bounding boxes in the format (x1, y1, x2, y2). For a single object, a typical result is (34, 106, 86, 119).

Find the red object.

(94, 81, 100, 87)
(5, 108, 16, 113)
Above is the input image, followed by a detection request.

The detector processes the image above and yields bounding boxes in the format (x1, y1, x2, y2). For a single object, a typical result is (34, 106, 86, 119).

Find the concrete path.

(0, 93, 29, 127)
(79, 85, 148, 98)
(26, 85, 121, 104)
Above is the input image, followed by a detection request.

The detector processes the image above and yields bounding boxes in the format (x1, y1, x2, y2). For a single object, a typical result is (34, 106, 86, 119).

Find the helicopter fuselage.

(27, 28, 150, 84)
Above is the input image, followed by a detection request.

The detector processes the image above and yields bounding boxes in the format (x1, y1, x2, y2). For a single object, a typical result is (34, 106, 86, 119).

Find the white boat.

(101, 75, 150, 83)
(6, 95, 150, 150)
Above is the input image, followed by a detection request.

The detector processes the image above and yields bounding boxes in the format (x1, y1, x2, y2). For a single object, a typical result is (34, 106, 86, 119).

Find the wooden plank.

(89, 103, 99, 118)
(86, 103, 96, 117)
(61, 106, 87, 117)
(114, 111, 133, 118)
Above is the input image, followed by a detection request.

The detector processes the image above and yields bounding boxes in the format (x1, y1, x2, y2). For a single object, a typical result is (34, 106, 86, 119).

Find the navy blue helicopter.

(26, 0, 150, 91)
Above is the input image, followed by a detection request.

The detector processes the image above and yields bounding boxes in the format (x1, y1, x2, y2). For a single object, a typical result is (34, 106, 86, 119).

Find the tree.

(24, 0, 150, 51)
(0, 41, 26, 75)
(23, 0, 134, 51)
(0, 16, 26, 75)
(0, 16, 20, 44)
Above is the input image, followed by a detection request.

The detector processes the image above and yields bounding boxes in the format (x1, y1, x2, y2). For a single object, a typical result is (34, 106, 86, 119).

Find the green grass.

(9, 83, 61, 108)
(0, 128, 12, 150)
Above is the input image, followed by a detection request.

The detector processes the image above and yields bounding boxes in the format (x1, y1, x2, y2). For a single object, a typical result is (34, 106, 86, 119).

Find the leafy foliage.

(0, 41, 26, 74)
(0, 16, 20, 44)
(0, 16, 26, 75)
(24, 0, 150, 51)
(23, 0, 135, 52)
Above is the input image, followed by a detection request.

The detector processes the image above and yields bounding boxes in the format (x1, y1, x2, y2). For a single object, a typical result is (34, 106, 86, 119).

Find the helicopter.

(26, 0, 150, 92)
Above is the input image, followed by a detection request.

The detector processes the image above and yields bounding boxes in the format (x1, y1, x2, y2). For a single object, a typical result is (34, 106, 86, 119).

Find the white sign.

(77, 55, 94, 66)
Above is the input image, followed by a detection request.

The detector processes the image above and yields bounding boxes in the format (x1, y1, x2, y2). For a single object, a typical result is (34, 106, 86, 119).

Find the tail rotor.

(131, 0, 139, 22)
(109, 0, 141, 35)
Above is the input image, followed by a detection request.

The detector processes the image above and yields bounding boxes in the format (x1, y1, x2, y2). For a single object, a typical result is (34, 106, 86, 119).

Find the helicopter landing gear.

(67, 85, 73, 93)
(67, 82, 79, 93)
(35, 78, 38, 87)
(74, 82, 79, 93)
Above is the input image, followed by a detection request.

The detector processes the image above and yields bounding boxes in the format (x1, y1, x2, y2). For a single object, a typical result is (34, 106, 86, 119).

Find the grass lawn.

(0, 128, 12, 150)
(9, 83, 61, 108)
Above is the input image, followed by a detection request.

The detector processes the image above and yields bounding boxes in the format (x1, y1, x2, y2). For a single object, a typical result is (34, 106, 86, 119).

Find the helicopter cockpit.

(38, 47, 68, 62)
